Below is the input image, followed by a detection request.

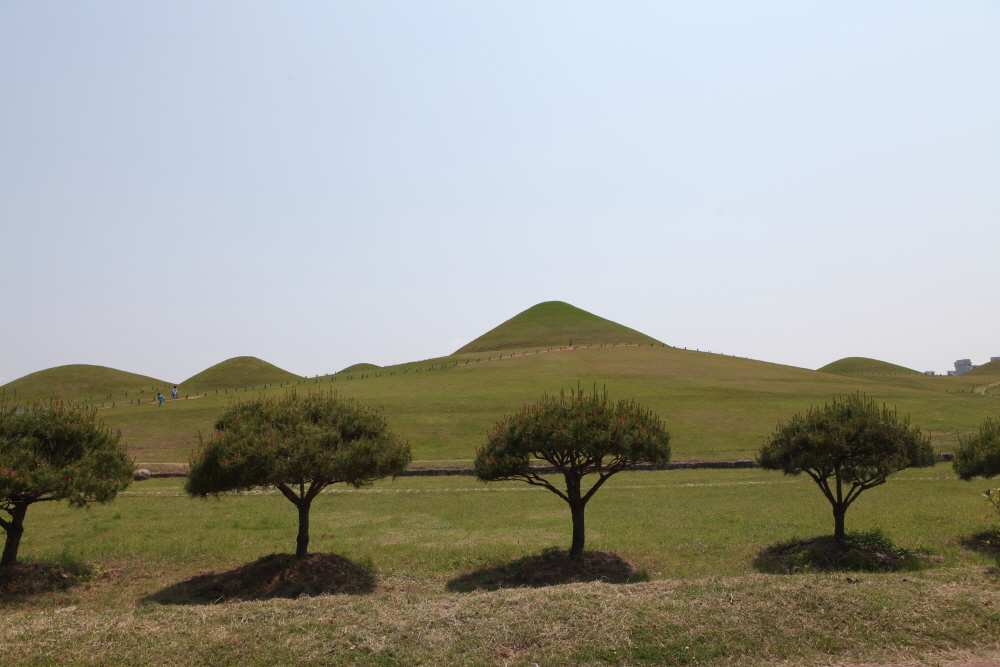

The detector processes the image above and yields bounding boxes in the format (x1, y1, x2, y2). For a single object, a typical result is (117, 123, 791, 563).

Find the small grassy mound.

(143, 553, 375, 604)
(0, 557, 96, 599)
(180, 356, 300, 391)
(754, 529, 925, 574)
(337, 363, 380, 374)
(0, 364, 172, 402)
(965, 360, 1000, 379)
(446, 548, 648, 592)
(818, 357, 919, 375)
(455, 301, 662, 354)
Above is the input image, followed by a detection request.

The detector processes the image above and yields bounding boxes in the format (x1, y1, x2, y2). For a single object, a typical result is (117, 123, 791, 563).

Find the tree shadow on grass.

(753, 530, 925, 574)
(446, 548, 648, 593)
(0, 558, 96, 603)
(142, 552, 375, 605)
(958, 530, 1000, 570)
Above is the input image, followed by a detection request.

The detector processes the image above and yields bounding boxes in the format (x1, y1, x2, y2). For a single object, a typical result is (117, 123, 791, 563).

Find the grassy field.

(86, 344, 1000, 466)
(3, 464, 1000, 666)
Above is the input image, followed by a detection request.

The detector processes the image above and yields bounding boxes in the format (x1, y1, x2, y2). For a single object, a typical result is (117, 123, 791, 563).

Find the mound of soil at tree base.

(753, 531, 927, 574)
(143, 553, 375, 604)
(446, 549, 648, 592)
(0, 560, 96, 599)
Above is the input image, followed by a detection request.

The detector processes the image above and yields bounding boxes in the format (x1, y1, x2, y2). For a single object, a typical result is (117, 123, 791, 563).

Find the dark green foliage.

(757, 393, 934, 541)
(475, 387, 670, 557)
(186, 390, 411, 558)
(0, 400, 134, 567)
(953, 417, 1000, 481)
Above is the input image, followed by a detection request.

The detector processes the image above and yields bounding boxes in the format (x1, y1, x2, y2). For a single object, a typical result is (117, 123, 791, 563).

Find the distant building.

(992, 357, 1000, 363)
(953, 359, 975, 376)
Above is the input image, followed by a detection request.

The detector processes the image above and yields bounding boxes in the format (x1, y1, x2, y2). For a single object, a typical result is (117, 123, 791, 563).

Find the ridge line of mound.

(818, 356, 919, 375)
(181, 356, 301, 390)
(455, 301, 662, 354)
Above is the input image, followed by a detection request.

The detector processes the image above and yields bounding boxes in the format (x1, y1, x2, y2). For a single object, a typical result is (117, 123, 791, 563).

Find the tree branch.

(274, 482, 303, 506)
(517, 474, 570, 503)
(581, 470, 617, 505)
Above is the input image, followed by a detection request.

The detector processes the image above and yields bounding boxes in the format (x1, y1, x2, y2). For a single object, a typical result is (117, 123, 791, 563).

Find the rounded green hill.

(818, 357, 919, 375)
(338, 363, 380, 374)
(454, 301, 662, 354)
(181, 356, 301, 390)
(0, 364, 172, 402)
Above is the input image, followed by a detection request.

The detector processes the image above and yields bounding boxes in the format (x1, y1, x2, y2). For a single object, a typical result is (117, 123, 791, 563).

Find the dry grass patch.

(2, 566, 1000, 666)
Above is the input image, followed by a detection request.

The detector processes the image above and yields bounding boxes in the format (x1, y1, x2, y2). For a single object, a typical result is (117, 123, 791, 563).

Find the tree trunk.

(833, 504, 846, 542)
(296, 501, 311, 559)
(564, 472, 586, 558)
(1, 503, 28, 568)
(569, 500, 586, 558)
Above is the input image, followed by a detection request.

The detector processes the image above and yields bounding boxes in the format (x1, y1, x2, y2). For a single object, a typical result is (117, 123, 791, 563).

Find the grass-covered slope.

(818, 357, 919, 375)
(101, 344, 994, 465)
(964, 360, 1000, 378)
(180, 356, 300, 390)
(455, 301, 662, 354)
(0, 364, 171, 402)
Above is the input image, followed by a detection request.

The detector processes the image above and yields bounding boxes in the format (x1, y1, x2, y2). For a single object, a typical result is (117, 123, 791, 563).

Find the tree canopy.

(757, 393, 934, 541)
(0, 400, 133, 567)
(186, 390, 411, 558)
(475, 387, 670, 557)
(953, 417, 1000, 481)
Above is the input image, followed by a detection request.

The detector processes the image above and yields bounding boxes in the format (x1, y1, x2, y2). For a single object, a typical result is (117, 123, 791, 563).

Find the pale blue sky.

(2, 2, 998, 384)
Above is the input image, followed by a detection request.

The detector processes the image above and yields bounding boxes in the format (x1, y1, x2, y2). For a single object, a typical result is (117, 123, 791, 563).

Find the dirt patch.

(142, 552, 375, 604)
(754, 530, 926, 574)
(0, 559, 96, 601)
(446, 548, 648, 592)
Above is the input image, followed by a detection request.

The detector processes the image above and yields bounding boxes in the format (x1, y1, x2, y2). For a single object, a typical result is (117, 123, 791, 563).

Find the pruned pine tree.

(0, 400, 134, 567)
(953, 417, 1000, 481)
(475, 388, 670, 558)
(186, 390, 411, 559)
(758, 393, 935, 541)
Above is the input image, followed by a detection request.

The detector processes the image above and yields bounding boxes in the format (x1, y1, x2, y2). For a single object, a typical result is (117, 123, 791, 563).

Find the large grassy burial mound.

(338, 362, 380, 373)
(818, 356, 919, 375)
(964, 360, 1000, 379)
(0, 364, 171, 402)
(454, 300, 662, 354)
(180, 356, 300, 391)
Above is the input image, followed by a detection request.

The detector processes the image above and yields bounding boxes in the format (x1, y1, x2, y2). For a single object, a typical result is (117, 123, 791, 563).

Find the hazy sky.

(2, 2, 998, 384)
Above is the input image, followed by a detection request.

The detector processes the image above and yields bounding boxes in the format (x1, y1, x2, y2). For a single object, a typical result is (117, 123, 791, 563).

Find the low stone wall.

(136, 453, 954, 480)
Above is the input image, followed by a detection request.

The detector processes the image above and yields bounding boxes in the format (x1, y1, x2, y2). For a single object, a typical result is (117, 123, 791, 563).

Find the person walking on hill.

(157, 393, 165, 407)
(171, 386, 178, 399)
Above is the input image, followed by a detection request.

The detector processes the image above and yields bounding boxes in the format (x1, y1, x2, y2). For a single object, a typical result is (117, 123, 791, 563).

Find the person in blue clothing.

(171, 386, 178, 399)
(157, 393, 165, 407)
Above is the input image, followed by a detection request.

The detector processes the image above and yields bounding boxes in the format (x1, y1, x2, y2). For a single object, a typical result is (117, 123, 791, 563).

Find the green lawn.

(3, 464, 1000, 667)
(11, 464, 996, 580)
